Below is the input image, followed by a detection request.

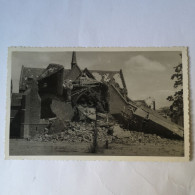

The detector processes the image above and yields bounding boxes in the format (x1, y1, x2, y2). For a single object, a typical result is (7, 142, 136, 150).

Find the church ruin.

(10, 52, 184, 140)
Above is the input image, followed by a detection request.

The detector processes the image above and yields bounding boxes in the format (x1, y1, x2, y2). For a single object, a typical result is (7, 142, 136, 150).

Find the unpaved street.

(10, 139, 184, 156)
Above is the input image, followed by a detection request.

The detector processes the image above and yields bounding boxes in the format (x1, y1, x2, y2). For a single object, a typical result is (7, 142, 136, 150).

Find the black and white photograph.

(7, 47, 189, 159)
(2, 0, 195, 194)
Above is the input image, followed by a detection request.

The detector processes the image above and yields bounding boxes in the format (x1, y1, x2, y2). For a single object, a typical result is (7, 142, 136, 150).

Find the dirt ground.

(9, 139, 184, 156)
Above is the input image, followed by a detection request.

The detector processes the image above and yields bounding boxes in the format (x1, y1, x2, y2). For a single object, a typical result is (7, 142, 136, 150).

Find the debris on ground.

(31, 117, 182, 146)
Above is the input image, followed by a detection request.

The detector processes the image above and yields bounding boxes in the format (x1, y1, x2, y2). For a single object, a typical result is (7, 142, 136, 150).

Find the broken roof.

(110, 84, 184, 137)
(19, 66, 70, 91)
(134, 103, 184, 137)
(38, 64, 64, 80)
(19, 66, 127, 91)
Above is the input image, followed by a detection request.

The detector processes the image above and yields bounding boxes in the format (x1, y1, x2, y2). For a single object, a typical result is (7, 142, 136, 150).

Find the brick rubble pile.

(31, 118, 182, 145)
(32, 120, 113, 144)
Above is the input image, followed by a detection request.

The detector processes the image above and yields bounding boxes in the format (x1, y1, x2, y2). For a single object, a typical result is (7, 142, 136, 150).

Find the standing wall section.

(21, 81, 42, 138)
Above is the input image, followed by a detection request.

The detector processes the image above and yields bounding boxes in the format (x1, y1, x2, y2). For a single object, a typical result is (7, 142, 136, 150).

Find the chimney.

(71, 51, 77, 69)
(152, 100, 156, 110)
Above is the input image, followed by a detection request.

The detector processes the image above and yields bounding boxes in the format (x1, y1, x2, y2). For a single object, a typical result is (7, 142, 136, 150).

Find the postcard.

(5, 47, 190, 161)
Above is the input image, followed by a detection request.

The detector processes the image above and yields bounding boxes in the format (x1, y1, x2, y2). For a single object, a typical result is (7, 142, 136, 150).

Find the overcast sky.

(11, 51, 182, 109)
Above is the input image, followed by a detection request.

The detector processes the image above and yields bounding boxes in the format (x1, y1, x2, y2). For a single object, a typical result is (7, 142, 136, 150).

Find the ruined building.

(10, 52, 184, 139)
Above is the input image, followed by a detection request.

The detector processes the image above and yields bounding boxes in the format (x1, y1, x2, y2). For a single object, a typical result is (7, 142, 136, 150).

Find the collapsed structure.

(10, 52, 184, 140)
